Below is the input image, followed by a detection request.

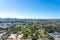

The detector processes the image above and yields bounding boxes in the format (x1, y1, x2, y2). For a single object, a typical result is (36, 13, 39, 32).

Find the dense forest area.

(2, 21, 60, 39)
(1, 19, 60, 40)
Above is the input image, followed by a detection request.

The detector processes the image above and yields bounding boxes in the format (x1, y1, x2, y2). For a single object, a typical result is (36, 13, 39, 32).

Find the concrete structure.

(8, 34, 24, 40)
(8, 34, 17, 40)
(17, 34, 24, 40)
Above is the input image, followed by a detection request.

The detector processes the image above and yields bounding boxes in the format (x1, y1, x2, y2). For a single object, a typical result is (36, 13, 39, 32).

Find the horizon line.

(0, 17, 60, 19)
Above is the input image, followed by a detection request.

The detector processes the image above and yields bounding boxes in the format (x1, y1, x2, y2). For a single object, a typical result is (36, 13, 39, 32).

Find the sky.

(0, 0, 60, 19)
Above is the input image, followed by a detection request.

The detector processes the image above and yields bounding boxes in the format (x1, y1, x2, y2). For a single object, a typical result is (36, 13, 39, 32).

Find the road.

(48, 33, 60, 40)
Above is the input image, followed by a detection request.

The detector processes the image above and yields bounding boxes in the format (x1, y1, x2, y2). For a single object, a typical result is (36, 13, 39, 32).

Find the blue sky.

(0, 0, 60, 19)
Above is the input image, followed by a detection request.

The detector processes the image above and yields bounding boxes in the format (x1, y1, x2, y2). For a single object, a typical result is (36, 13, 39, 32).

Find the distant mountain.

(0, 18, 60, 23)
(0, 18, 60, 30)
